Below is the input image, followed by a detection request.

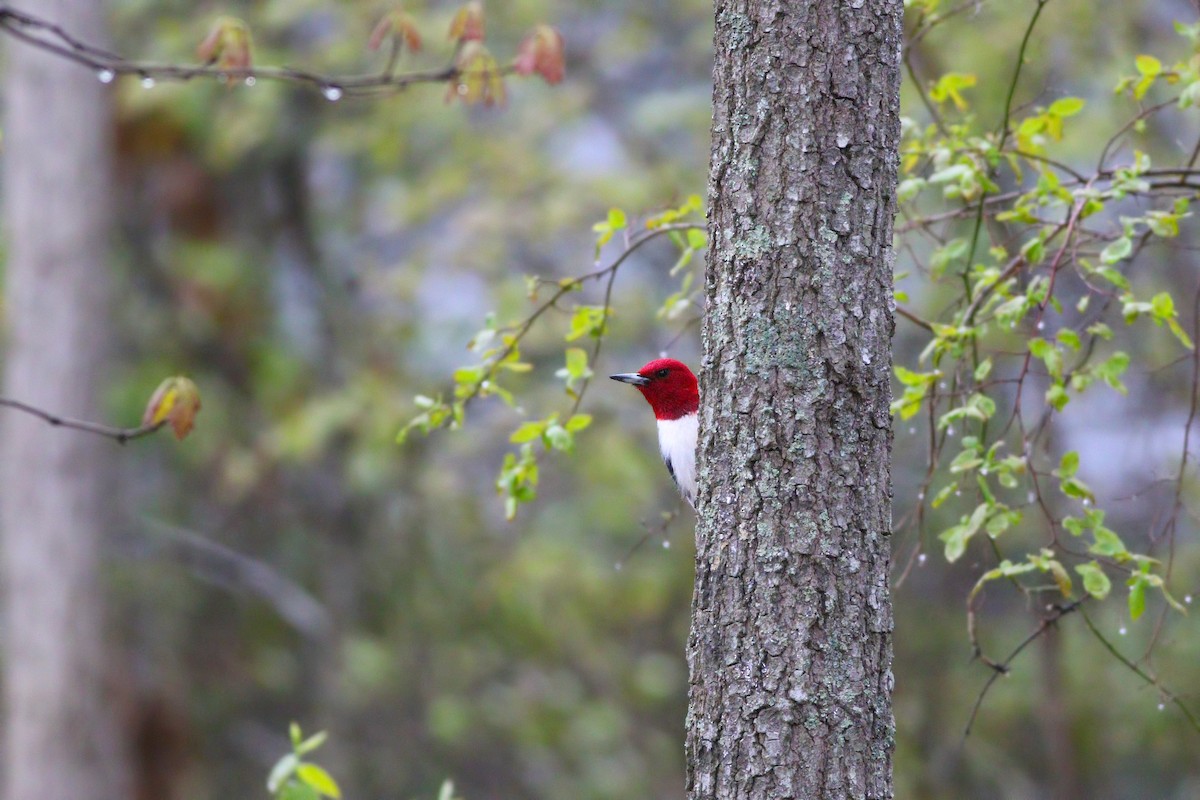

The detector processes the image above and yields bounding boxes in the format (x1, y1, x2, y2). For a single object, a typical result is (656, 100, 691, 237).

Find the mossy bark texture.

(689, 1, 901, 798)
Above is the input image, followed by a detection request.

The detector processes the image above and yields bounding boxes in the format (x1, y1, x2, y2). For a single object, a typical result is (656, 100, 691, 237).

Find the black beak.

(610, 372, 650, 386)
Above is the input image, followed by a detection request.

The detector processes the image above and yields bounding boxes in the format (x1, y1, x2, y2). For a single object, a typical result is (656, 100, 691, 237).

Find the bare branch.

(0, 397, 164, 444)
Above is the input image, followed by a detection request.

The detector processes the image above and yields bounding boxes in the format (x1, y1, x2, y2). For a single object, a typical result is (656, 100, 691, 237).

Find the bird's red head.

(610, 358, 699, 420)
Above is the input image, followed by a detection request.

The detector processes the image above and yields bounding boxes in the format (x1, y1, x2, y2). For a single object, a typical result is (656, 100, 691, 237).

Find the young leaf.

(1057, 451, 1079, 479)
(196, 16, 254, 76)
(1128, 576, 1147, 620)
(1100, 236, 1133, 265)
(1048, 96, 1085, 117)
(267, 754, 300, 794)
(447, 41, 504, 106)
(296, 764, 342, 799)
(513, 24, 565, 84)
(142, 376, 202, 440)
(1076, 561, 1112, 600)
(448, 1, 485, 42)
(369, 10, 422, 53)
(565, 414, 592, 433)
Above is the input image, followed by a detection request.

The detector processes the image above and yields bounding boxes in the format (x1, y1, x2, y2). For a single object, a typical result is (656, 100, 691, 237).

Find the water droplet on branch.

(323, 85, 343, 101)
(97, 69, 115, 84)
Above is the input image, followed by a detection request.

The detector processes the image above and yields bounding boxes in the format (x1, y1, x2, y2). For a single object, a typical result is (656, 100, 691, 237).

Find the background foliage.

(16, 0, 1199, 797)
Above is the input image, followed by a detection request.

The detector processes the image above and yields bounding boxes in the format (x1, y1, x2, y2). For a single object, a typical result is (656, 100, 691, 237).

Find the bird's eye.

(655, 368, 670, 379)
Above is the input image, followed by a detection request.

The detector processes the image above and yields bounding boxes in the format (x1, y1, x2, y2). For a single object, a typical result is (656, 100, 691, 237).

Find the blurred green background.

(36, 0, 1200, 797)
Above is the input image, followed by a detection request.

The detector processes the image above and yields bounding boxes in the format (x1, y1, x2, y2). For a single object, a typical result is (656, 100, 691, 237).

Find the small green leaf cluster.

(592, 207, 627, 255)
(893, 32, 1199, 655)
(647, 195, 707, 320)
(398, 202, 704, 518)
(267, 724, 341, 800)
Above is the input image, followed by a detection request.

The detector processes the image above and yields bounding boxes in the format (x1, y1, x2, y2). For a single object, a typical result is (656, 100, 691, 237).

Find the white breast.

(656, 413, 698, 507)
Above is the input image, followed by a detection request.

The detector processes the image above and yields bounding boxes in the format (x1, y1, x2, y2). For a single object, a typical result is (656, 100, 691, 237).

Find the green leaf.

(1091, 525, 1129, 558)
(268, 754, 300, 794)
(297, 764, 341, 799)
(566, 306, 610, 342)
(1048, 96, 1085, 117)
(1028, 337, 1063, 379)
(1128, 577, 1147, 620)
(1056, 329, 1081, 351)
(543, 424, 572, 452)
(295, 731, 328, 756)
(930, 72, 978, 110)
(565, 347, 589, 378)
(1076, 561, 1112, 600)
(1021, 237, 1045, 265)
(510, 421, 545, 444)
(894, 366, 935, 387)
(940, 503, 989, 563)
(1060, 476, 1094, 501)
(1046, 383, 1070, 411)
(1168, 318, 1195, 350)
(930, 483, 957, 509)
(1057, 451, 1079, 479)
(1151, 291, 1176, 320)
(1100, 236, 1133, 265)
(974, 357, 993, 382)
(453, 366, 484, 386)
(1135, 54, 1162, 77)
(280, 783, 321, 800)
(565, 414, 592, 433)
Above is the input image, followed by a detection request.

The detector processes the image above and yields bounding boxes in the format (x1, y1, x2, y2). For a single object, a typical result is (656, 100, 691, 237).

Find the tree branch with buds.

(0, 376, 201, 444)
(0, 3, 564, 103)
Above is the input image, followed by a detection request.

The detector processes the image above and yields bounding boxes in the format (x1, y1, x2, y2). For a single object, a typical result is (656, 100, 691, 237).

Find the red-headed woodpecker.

(610, 358, 699, 507)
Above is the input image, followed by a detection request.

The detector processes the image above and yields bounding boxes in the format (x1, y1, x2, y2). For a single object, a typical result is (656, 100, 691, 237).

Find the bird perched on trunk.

(610, 358, 698, 507)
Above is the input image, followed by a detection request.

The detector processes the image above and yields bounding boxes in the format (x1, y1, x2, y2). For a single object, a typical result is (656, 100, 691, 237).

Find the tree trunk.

(1, 2, 131, 798)
(689, 1, 901, 798)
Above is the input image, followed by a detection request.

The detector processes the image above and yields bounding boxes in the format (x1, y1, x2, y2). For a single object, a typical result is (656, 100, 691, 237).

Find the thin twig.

(963, 599, 1082, 739)
(1080, 607, 1200, 734)
(0, 398, 163, 444)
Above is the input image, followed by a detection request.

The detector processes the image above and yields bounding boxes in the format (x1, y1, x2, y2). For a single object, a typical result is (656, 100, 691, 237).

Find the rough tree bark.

(689, 1, 901, 798)
(1, 1, 131, 798)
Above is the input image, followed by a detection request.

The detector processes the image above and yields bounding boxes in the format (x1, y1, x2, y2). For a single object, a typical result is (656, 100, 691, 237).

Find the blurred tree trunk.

(689, 1, 901, 797)
(0, 2, 131, 799)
